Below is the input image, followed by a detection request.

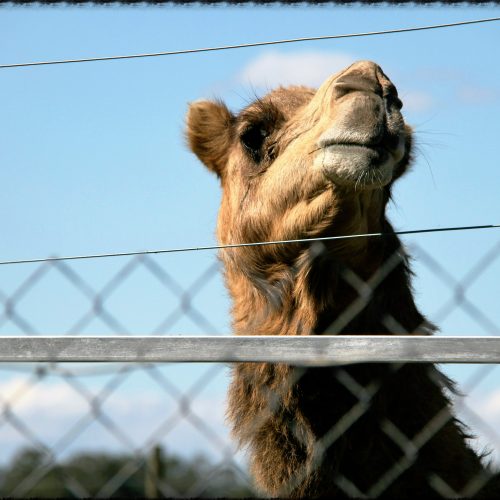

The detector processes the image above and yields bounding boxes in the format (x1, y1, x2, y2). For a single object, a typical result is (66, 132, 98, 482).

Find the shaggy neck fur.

(224, 197, 492, 498)
(223, 187, 424, 340)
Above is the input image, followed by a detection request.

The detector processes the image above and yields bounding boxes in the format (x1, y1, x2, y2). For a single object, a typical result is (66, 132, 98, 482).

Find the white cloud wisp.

(237, 50, 355, 90)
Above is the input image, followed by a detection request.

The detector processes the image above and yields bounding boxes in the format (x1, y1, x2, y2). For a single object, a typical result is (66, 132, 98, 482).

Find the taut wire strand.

(0, 224, 498, 266)
(0, 17, 499, 69)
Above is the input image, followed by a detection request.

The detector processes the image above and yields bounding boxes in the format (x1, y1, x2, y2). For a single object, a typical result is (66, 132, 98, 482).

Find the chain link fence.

(0, 237, 499, 497)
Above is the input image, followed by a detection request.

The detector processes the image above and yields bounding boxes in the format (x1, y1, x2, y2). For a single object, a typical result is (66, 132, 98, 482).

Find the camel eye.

(241, 125, 268, 162)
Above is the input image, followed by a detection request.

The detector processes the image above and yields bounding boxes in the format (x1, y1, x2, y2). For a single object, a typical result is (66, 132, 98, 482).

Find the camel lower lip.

(321, 144, 389, 164)
(313, 144, 395, 188)
(322, 144, 390, 162)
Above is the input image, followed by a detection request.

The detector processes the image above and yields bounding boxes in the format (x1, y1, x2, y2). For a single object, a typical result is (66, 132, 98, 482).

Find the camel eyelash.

(266, 140, 278, 161)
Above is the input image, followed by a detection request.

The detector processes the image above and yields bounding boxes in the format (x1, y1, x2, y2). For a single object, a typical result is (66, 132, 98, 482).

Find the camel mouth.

(314, 137, 406, 190)
(325, 143, 391, 160)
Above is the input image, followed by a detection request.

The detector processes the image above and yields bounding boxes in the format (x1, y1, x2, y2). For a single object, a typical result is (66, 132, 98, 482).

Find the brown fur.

(186, 61, 499, 498)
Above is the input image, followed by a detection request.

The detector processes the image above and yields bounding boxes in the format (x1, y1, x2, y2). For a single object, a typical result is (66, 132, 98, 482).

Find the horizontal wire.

(1, 17, 499, 69)
(0, 224, 498, 267)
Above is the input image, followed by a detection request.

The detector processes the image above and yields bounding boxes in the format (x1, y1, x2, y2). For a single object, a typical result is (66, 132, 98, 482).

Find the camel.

(185, 61, 499, 498)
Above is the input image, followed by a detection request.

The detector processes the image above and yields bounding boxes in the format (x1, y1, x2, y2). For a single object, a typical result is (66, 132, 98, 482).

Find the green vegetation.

(0, 447, 255, 498)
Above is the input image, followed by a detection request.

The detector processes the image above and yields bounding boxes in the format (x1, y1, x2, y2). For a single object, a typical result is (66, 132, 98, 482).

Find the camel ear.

(185, 99, 234, 178)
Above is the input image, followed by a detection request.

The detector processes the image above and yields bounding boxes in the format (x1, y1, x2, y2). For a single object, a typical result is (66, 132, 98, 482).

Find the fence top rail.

(0, 336, 499, 365)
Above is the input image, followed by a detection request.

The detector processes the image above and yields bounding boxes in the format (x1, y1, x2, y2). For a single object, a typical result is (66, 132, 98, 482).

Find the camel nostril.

(385, 92, 403, 111)
(330, 61, 385, 98)
(331, 62, 403, 108)
(334, 75, 382, 99)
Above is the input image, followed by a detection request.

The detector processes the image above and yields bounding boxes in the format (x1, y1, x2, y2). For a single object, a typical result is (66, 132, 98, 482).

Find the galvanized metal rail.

(0, 336, 498, 365)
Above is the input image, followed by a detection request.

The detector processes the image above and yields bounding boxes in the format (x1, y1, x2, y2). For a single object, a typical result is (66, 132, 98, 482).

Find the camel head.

(186, 61, 411, 255)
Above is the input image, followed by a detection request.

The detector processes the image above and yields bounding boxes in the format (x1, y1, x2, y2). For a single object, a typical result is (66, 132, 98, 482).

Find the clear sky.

(0, 4, 499, 474)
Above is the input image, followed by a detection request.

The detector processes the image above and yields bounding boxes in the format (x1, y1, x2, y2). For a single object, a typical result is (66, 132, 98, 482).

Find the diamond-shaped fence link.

(0, 238, 499, 498)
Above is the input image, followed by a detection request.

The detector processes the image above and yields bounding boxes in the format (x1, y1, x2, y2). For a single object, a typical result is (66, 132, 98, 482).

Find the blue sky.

(0, 4, 499, 474)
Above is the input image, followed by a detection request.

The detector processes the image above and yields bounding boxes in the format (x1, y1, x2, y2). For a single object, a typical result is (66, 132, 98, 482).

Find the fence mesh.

(0, 237, 499, 498)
